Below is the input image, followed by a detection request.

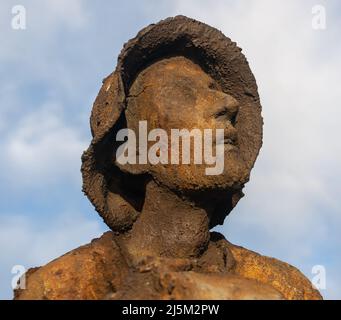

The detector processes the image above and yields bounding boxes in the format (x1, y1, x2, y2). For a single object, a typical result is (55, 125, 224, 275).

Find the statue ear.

(113, 124, 151, 176)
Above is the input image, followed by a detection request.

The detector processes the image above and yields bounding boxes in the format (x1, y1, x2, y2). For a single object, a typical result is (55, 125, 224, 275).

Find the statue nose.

(224, 94, 239, 116)
(211, 93, 239, 125)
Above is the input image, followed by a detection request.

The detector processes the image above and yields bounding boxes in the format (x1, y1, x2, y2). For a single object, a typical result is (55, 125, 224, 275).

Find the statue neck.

(122, 180, 210, 261)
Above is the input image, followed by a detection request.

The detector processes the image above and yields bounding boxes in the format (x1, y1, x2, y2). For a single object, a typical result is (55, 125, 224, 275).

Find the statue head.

(81, 16, 263, 232)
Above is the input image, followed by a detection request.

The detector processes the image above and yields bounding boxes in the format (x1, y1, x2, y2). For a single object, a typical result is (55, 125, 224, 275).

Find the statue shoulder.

(219, 237, 322, 300)
(14, 232, 128, 300)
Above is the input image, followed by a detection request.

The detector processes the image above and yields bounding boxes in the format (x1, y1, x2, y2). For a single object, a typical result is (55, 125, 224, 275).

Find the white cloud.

(0, 0, 88, 60)
(1, 102, 87, 187)
(36, 0, 87, 28)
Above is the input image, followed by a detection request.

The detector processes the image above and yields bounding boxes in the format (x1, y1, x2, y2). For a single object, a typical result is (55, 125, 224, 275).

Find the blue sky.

(0, 0, 340, 299)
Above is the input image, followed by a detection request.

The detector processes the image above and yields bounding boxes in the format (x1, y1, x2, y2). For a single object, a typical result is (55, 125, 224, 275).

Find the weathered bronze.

(14, 16, 322, 300)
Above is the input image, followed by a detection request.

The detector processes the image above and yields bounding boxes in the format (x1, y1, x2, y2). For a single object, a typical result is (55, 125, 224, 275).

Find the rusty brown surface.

(14, 232, 128, 300)
(15, 232, 321, 300)
(227, 242, 322, 300)
(15, 16, 322, 300)
(81, 15, 263, 233)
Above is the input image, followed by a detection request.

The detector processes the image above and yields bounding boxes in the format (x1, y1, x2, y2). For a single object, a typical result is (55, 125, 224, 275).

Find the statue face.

(125, 56, 250, 193)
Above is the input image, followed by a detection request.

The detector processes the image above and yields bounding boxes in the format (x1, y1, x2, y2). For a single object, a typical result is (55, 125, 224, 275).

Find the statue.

(14, 16, 322, 300)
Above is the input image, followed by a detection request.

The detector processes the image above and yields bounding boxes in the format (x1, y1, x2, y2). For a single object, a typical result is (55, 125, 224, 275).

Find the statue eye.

(214, 107, 237, 125)
(230, 113, 237, 125)
(214, 107, 228, 118)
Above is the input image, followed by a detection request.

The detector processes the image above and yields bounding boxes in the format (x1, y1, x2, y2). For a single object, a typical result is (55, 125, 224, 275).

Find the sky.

(0, 0, 340, 300)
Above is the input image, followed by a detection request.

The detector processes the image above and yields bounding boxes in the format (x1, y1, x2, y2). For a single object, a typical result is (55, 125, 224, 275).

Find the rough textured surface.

(15, 16, 322, 300)
(227, 242, 322, 300)
(111, 272, 283, 300)
(14, 232, 128, 300)
(81, 15, 263, 232)
(15, 232, 321, 300)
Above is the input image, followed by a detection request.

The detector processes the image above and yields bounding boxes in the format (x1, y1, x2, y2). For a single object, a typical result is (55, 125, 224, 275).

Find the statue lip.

(223, 137, 236, 146)
(217, 131, 237, 147)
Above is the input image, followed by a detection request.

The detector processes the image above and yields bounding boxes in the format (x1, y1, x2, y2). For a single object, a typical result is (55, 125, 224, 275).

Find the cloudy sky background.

(0, 0, 340, 299)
